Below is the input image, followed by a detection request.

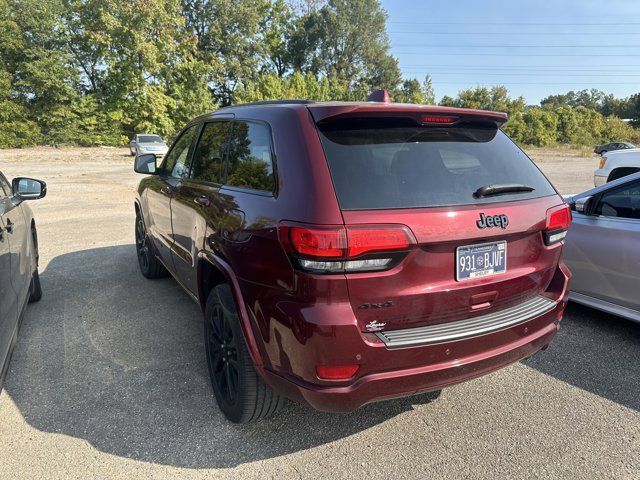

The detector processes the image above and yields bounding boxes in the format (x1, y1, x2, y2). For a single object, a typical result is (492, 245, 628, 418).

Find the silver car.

(129, 134, 169, 157)
(564, 172, 640, 322)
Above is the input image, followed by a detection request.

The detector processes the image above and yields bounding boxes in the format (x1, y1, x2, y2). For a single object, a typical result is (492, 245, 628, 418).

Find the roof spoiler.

(308, 104, 508, 127)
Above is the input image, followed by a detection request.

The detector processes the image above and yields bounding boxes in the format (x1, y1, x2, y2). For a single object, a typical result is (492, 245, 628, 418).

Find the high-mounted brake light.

(422, 115, 458, 125)
(544, 204, 572, 245)
(279, 223, 416, 273)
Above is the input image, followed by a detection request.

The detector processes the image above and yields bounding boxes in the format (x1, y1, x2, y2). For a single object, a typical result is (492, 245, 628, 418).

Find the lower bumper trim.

(376, 295, 557, 349)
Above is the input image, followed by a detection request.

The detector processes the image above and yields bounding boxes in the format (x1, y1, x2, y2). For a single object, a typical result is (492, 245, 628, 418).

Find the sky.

(381, 0, 640, 104)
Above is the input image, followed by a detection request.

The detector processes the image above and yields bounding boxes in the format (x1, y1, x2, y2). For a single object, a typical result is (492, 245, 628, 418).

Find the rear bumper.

(251, 261, 571, 413)
(263, 316, 559, 413)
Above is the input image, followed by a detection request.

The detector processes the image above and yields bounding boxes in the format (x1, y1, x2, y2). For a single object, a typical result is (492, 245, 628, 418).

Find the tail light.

(544, 204, 572, 245)
(279, 223, 416, 273)
(599, 156, 607, 169)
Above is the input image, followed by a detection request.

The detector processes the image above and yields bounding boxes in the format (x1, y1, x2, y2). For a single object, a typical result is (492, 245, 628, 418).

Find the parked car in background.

(564, 172, 640, 323)
(0, 172, 46, 391)
(594, 148, 640, 186)
(593, 142, 635, 155)
(133, 96, 571, 423)
(129, 134, 169, 157)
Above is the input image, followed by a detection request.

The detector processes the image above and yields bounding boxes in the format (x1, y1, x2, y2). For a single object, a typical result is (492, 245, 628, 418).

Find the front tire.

(135, 211, 167, 279)
(204, 284, 285, 423)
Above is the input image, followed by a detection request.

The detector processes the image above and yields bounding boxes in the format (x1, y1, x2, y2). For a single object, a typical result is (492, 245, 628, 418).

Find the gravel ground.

(0, 147, 637, 479)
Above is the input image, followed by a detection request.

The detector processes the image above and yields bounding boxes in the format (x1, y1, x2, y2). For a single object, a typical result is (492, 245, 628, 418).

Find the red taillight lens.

(279, 223, 416, 273)
(422, 115, 458, 124)
(288, 226, 347, 258)
(544, 204, 572, 245)
(546, 204, 571, 231)
(346, 226, 413, 257)
(316, 364, 360, 380)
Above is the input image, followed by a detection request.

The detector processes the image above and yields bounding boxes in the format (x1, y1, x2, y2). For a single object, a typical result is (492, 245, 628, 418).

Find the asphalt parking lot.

(0, 147, 638, 479)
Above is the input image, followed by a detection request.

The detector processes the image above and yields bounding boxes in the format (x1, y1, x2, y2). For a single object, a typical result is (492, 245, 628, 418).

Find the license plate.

(456, 241, 507, 281)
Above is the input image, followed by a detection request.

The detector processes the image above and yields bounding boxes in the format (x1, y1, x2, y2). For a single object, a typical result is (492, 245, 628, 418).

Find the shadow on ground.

(523, 302, 639, 412)
(5, 245, 434, 468)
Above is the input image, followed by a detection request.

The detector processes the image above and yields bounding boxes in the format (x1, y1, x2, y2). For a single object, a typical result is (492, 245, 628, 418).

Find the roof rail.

(230, 99, 315, 108)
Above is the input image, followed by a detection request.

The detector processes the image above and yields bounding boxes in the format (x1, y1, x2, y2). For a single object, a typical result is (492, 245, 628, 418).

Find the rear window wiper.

(473, 183, 535, 198)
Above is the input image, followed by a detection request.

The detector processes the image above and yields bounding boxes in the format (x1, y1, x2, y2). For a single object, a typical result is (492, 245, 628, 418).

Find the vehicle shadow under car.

(4, 245, 638, 469)
(3, 245, 438, 468)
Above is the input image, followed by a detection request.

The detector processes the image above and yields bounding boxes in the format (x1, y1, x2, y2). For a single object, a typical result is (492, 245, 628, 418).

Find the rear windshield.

(317, 119, 556, 210)
(138, 135, 162, 143)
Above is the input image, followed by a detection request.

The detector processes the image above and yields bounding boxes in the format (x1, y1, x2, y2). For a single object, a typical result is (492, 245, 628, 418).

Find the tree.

(422, 75, 435, 105)
(287, 0, 402, 93)
(182, 0, 271, 105)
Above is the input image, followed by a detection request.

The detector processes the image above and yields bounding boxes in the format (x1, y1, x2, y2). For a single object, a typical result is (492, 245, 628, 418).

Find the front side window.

(595, 181, 640, 219)
(191, 121, 230, 185)
(161, 125, 199, 179)
(225, 121, 275, 193)
(318, 119, 556, 210)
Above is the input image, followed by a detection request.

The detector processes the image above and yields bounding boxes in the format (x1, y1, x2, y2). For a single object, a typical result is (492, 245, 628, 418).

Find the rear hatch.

(310, 105, 567, 332)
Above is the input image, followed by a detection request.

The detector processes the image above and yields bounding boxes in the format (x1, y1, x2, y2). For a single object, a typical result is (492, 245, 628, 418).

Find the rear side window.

(226, 121, 275, 193)
(191, 121, 230, 185)
(317, 119, 557, 210)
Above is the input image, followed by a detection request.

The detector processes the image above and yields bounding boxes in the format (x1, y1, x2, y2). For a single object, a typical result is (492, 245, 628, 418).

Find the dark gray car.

(593, 142, 635, 155)
(564, 172, 640, 322)
(0, 172, 46, 390)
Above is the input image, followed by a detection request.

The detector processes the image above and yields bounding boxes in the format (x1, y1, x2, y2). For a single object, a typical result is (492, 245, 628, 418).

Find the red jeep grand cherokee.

(133, 96, 571, 423)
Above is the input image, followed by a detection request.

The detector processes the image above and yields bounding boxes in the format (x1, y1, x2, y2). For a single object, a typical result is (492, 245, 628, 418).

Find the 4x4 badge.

(476, 213, 509, 229)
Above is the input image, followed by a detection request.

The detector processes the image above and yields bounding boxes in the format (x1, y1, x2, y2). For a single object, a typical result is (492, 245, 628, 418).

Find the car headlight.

(599, 156, 607, 169)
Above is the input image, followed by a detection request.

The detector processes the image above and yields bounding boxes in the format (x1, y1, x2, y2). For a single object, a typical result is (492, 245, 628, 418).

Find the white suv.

(594, 148, 640, 186)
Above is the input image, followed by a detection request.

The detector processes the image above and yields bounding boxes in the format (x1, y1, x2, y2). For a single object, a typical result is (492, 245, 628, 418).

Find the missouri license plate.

(456, 241, 507, 281)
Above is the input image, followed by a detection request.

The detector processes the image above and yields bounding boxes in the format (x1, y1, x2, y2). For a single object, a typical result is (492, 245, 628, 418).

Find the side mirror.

(574, 196, 593, 214)
(134, 153, 157, 174)
(12, 177, 47, 201)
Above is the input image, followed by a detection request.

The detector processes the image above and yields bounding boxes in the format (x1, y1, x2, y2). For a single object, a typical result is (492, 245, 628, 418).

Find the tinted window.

(226, 121, 275, 193)
(318, 120, 556, 210)
(161, 125, 199, 179)
(138, 135, 162, 143)
(595, 181, 640, 219)
(191, 121, 230, 184)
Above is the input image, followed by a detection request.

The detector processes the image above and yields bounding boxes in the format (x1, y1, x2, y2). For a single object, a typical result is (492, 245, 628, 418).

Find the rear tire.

(28, 269, 42, 303)
(135, 211, 167, 279)
(204, 284, 285, 423)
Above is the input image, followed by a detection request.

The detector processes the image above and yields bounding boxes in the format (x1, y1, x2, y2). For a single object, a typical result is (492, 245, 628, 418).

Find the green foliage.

(0, 72, 41, 147)
(1, 0, 639, 148)
(441, 85, 639, 147)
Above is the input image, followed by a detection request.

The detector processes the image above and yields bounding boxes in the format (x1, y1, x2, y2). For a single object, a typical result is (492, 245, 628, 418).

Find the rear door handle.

(5, 219, 13, 234)
(194, 196, 211, 207)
